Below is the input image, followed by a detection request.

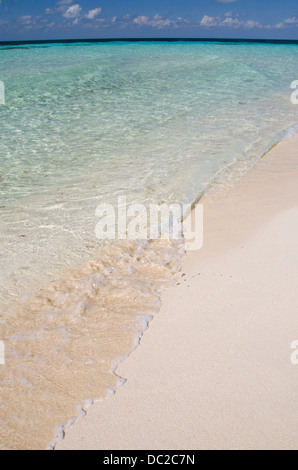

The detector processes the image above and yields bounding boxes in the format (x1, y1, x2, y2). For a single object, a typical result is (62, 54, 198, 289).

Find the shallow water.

(0, 40, 297, 449)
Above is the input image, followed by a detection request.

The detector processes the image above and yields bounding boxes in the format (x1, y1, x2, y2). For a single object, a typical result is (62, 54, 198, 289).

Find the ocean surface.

(0, 39, 297, 449)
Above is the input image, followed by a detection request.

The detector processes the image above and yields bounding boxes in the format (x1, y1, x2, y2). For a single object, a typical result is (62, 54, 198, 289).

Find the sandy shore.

(57, 134, 298, 450)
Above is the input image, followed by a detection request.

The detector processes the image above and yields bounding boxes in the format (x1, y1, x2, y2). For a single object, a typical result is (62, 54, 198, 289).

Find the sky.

(0, 0, 297, 41)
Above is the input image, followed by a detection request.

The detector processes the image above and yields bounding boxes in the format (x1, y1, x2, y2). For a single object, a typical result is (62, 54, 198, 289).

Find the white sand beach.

(57, 134, 298, 450)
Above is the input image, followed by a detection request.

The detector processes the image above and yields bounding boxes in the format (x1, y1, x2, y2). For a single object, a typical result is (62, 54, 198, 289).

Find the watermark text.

(95, 197, 203, 251)
(291, 80, 298, 105)
(0, 341, 5, 365)
(290, 340, 298, 365)
(0, 81, 5, 105)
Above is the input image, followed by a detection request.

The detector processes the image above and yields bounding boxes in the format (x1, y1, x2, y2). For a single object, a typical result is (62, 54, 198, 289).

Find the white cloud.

(200, 8, 297, 31)
(17, 15, 35, 25)
(133, 15, 174, 28)
(272, 22, 286, 30)
(200, 15, 220, 27)
(133, 15, 149, 25)
(56, 0, 73, 5)
(284, 17, 298, 24)
(85, 7, 102, 20)
(216, 0, 238, 3)
(200, 14, 263, 29)
(245, 19, 262, 29)
(222, 16, 242, 28)
(270, 17, 298, 29)
(63, 4, 82, 19)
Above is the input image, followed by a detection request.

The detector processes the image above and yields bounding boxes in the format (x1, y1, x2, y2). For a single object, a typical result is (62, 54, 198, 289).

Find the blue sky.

(0, 0, 297, 41)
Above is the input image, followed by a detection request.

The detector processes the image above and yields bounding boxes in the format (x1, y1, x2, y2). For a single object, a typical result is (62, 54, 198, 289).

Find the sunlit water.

(0, 40, 297, 449)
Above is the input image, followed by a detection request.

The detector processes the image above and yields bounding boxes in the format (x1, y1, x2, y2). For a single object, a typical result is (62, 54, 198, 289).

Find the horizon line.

(0, 37, 298, 46)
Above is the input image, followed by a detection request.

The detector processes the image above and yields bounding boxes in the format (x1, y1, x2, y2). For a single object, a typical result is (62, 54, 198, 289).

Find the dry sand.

(57, 134, 298, 450)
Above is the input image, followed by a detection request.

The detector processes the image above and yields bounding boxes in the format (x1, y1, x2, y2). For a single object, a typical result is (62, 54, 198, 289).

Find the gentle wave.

(0, 238, 183, 450)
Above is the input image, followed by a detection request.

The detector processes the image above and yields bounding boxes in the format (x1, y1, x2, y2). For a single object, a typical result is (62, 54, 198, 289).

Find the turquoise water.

(0, 41, 297, 307)
(0, 40, 298, 449)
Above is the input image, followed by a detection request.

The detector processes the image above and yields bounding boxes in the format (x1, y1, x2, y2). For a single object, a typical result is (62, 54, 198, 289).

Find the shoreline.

(57, 132, 298, 450)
